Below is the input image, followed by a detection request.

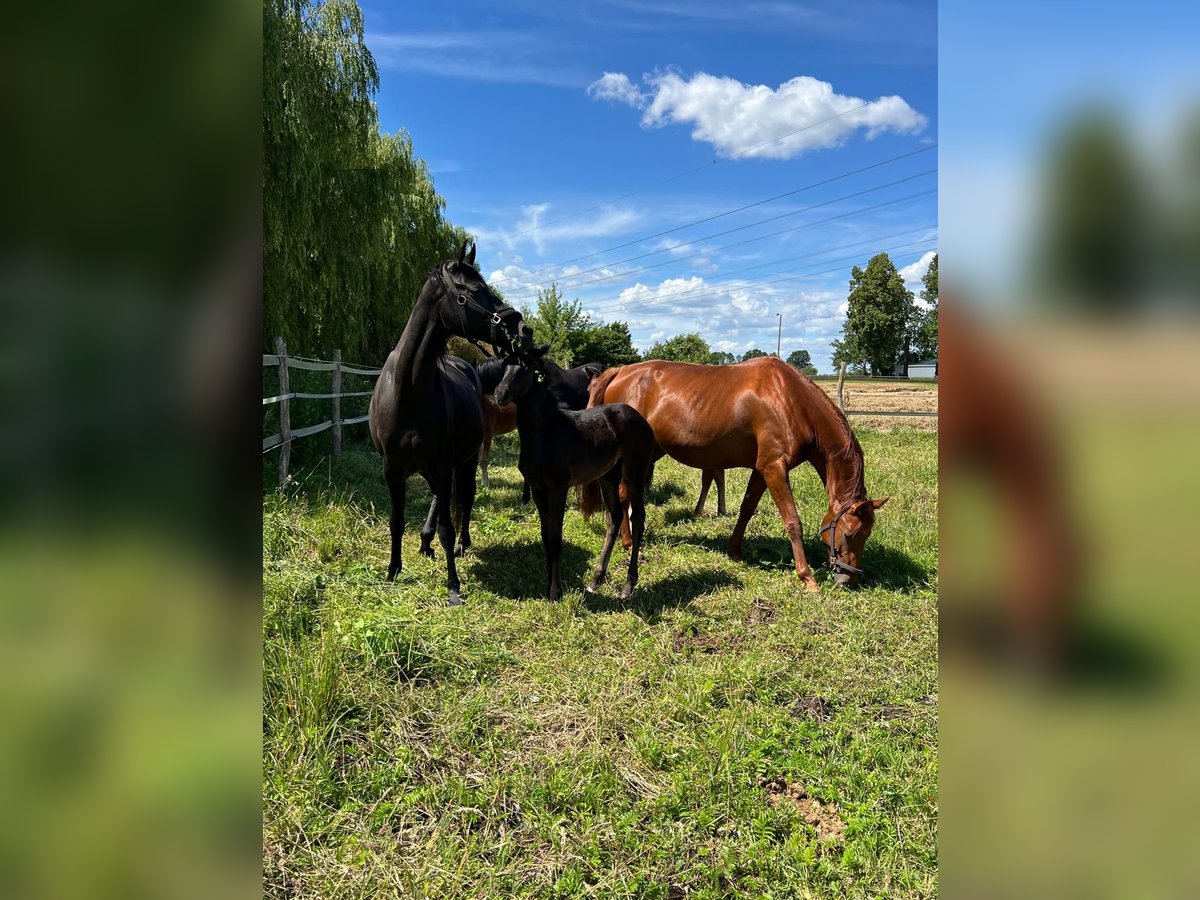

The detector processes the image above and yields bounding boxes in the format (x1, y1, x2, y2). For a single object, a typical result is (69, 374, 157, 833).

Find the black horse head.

(493, 344, 551, 406)
(432, 241, 534, 354)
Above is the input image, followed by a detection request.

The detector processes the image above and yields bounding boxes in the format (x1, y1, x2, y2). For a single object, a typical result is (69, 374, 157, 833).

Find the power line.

(489, 144, 936, 288)
(502, 170, 937, 301)
(584, 233, 938, 315)
(477, 103, 876, 248)
(505, 186, 938, 303)
(585, 239, 939, 317)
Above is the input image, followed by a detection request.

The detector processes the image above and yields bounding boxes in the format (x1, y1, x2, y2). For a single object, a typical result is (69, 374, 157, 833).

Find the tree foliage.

(522, 284, 590, 367)
(741, 348, 768, 362)
(786, 349, 812, 369)
(571, 321, 641, 368)
(786, 349, 817, 377)
(645, 333, 713, 364)
(834, 252, 915, 376)
(910, 254, 938, 360)
(263, 0, 468, 362)
(707, 351, 737, 365)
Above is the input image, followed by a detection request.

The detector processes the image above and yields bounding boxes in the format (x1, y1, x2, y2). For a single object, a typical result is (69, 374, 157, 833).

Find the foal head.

(430, 241, 534, 354)
(818, 497, 889, 585)
(493, 345, 551, 406)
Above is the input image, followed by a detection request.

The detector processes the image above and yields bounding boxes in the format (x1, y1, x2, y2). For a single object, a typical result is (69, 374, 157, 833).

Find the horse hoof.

(618, 586, 634, 600)
(802, 579, 820, 594)
(419, 545, 435, 559)
(448, 592, 463, 607)
(454, 544, 470, 558)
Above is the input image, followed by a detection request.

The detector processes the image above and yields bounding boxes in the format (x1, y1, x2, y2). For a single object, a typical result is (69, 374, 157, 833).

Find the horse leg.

(621, 473, 647, 600)
(694, 469, 713, 516)
(453, 456, 477, 557)
(620, 448, 663, 550)
(384, 464, 407, 582)
(522, 479, 531, 505)
(587, 469, 623, 593)
(716, 469, 727, 516)
(761, 460, 820, 593)
(530, 484, 565, 601)
(728, 471, 767, 562)
(431, 470, 464, 606)
(419, 497, 437, 558)
(479, 429, 492, 489)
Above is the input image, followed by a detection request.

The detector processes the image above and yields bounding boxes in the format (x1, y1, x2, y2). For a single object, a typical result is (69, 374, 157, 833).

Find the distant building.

(908, 358, 938, 379)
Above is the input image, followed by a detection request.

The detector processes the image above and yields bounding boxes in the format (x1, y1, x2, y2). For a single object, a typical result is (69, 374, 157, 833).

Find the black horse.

(475, 355, 606, 498)
(494, 346, 656, 601)
(369, 242, 534, 605)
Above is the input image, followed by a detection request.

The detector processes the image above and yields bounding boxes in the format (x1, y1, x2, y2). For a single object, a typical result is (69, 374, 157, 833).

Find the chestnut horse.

(478, 395, 518, 488)
(588, 356, 887, 591)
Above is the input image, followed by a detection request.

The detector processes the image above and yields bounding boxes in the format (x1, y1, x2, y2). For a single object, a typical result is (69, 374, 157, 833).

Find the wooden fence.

(263, 337, 381, 485)
(263, 352, 936, 486)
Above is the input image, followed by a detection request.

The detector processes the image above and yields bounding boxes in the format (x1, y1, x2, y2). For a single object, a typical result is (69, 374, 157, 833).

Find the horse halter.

(818, 502, 865, 578)
(442, 267, 523, 352)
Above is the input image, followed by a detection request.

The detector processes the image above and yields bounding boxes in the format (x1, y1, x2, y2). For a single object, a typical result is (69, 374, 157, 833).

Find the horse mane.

(789, 367, 866, 501)
(474, 356, 508, 395)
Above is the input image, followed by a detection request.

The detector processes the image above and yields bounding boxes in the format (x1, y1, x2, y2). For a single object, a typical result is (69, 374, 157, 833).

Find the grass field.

(263, 429, 938, 898)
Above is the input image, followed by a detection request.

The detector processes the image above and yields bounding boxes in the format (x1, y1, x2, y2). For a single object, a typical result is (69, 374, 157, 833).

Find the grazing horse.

(369, 241, 534, 605)
(475, 355, 607, 494)
(493, 346, 656, 601)
(588, 356, 887, 591)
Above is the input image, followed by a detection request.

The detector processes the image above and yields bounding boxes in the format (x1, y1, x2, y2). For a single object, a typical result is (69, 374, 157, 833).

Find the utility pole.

(775, 313, 782, 357)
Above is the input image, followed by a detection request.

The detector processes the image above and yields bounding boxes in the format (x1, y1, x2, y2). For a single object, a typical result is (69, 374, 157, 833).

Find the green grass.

(264, 430, 937, 898)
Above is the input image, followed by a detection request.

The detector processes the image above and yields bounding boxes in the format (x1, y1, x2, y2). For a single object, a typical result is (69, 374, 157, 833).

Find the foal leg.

(430, 470, 464, 606)
(728, 470, 767, 562)
(453, 456, 477, 557)
(761, 459, 819, 593)
(622, 477, 647, 600)
(586, 470, 623, 594)
(531, 485, 567, 601)
(419, 497, 437, 558)
(384, 464, 407, 582)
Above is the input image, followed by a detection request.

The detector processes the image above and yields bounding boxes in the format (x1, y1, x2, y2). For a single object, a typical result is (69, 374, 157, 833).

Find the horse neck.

(514, 379, 561, 431)
(391, 283, 449, 394)
(808, 403, 867, 510)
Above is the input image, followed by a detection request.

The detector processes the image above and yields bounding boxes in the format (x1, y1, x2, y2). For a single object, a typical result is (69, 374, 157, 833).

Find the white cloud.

(586, 72, 648, 107)
(470, 203, 641, 255)
(898, 250, 937, 307)
(587, 70, 927, 159)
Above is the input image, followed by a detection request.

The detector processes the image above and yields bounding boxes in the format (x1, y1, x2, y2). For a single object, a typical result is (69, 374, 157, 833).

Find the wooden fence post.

(331, 349, 343, 457)
(276, 336, 291, 485)
(836, 362, 847, 414)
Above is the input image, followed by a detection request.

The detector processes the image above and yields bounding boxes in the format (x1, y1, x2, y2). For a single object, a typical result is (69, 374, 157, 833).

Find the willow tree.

(264, 0, 467, 362)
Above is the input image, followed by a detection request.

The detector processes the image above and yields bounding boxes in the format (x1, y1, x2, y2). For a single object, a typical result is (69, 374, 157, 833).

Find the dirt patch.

(790, 695, 834, 722)
(672, 631, 742, 654)
(759, 776, 846, 842)
(746, 598, 777, 627)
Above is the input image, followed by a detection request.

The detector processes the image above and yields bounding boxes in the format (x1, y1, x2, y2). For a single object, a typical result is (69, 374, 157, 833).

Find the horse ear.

(534, 343, 551, 357)
(456, 240, 468, 267)
(871, 497, 889, 509)
(466, 242, 476, 267)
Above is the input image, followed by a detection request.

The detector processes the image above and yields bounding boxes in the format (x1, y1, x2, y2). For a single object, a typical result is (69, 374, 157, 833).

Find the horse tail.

(587, 366, 621, 409)
(575, 480, 603, 520)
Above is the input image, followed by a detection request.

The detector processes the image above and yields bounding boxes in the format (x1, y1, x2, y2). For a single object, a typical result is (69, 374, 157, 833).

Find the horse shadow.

(471, 538, 591, 600)
(583, 567, 742, 621)
(690, 534, 930, 591)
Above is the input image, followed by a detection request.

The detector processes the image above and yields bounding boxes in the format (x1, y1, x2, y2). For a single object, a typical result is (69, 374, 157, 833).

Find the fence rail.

(263, 339, 382, 484)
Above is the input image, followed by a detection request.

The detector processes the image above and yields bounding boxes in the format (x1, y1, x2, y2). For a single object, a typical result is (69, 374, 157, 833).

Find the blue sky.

(361, 0, 938, 371)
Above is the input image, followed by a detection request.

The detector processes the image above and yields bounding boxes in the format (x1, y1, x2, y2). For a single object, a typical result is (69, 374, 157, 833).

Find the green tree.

(836, 252, 915, 376)
(910, 254, 938, 360)
(786, 349, 812, 369)
(571, 321, 641, 368)
(707, 351, 736, 365)
(522, 283, 591, 366)
(741, 348, 768, 362)
(263, 0, 467, 362)
(1034, 110, 1146, 311)
(645, 333, 712, 364)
